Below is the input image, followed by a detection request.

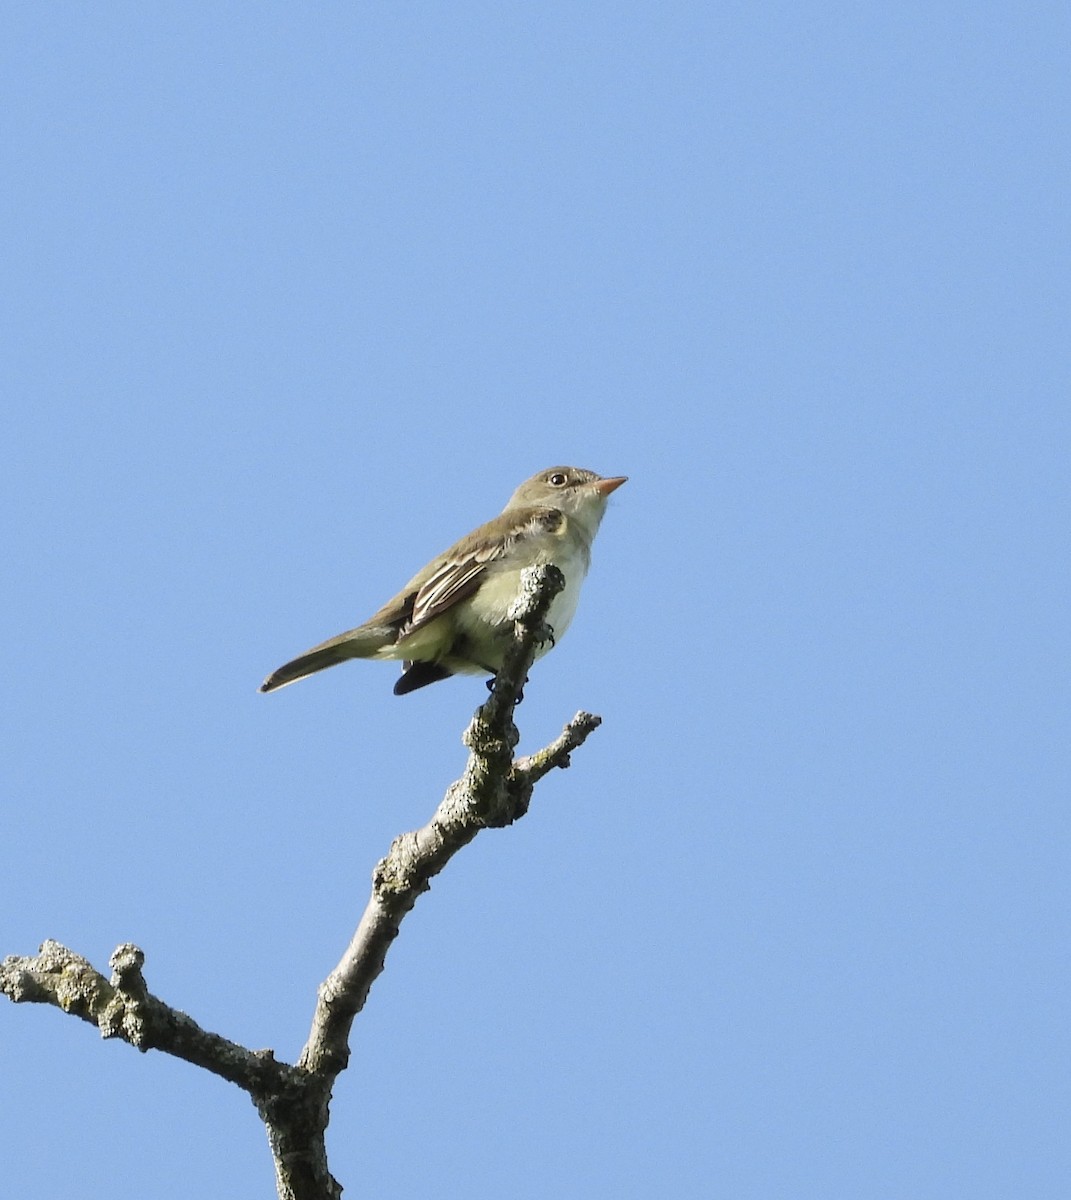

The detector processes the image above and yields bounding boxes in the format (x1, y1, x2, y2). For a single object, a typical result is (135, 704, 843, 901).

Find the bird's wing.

(392, 506, 562, 635)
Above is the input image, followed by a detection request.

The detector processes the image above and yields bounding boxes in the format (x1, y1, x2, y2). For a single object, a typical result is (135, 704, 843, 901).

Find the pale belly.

(462, 562, 583, 644)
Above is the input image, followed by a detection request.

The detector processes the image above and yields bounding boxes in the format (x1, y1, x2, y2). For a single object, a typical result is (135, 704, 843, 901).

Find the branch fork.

(2, 564, 604, 1200)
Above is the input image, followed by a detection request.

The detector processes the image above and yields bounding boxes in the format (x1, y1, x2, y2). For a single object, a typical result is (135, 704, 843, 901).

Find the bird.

(259, 466, 627, 696)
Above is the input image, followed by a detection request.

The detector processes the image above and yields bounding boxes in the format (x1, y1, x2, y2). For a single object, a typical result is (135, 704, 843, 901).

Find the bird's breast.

(461, 545, 588, 651)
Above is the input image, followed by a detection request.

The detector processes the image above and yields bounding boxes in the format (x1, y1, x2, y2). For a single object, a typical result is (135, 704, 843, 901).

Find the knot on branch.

(101, 942, 153, 1047)
(109, 942, 147, 994)
(374, 831, 431, 899)
(462, 712, 519, 756)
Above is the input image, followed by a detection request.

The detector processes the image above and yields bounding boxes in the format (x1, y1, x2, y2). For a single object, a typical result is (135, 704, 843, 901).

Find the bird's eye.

(548, 472, 568, 486)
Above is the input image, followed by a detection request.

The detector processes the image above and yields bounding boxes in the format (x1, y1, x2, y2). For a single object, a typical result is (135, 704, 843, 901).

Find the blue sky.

(3, 4, 1068, 1197)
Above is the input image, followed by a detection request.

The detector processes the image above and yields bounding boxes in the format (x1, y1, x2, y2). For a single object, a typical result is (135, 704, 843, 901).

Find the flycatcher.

(260, 466, 627, 695)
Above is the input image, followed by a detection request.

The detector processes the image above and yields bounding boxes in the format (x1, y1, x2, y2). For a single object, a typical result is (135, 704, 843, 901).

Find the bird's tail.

(259, 625, 393, 693)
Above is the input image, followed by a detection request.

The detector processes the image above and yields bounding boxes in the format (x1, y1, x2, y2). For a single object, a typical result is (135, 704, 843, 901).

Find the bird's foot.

(486, 674, 527, 703)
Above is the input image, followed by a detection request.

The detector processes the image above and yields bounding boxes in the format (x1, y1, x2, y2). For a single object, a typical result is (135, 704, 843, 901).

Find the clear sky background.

(2, 4, 1067, 1198)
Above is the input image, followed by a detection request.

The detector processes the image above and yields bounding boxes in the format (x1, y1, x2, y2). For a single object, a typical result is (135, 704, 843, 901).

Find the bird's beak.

(594, 475, 628, 496)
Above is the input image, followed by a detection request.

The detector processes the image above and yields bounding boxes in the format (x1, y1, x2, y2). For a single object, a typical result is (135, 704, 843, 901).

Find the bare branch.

(511, 709, 603, 797)
(2, 564, 605, 1200)
(1, 939, 301, 1095)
